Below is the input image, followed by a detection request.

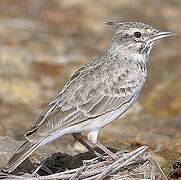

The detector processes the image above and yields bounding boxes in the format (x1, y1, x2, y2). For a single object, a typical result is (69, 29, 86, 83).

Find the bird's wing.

(25, 59, 144, 142)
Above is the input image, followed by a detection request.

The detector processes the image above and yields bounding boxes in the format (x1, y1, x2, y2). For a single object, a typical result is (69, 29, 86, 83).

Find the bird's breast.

(102, 60, 146, 97)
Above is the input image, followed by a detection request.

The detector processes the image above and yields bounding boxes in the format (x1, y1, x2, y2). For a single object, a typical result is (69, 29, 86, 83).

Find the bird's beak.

(148, 31, 175, 44)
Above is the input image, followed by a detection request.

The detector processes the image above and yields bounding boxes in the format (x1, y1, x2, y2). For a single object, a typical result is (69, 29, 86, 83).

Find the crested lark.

(4, 21, 174, 173)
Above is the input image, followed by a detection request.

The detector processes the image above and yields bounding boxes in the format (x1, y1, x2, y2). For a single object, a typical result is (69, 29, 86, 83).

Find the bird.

(3, 21, 174, 173)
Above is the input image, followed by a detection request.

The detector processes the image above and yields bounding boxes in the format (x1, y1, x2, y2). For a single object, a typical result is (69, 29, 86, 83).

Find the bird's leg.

(87, 130, 118, 160)
(93, 141, 118, 160)
(72, 133, 104, 158)
(72, 132, 118, 160)
(72, 133, 95, 151)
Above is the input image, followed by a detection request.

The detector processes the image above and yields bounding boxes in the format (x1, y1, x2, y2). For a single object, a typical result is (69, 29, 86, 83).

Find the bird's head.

(107, 21, 174, 61)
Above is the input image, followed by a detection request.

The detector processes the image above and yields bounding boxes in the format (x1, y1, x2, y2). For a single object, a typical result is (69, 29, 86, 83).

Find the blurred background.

(0, 0, 180, 176)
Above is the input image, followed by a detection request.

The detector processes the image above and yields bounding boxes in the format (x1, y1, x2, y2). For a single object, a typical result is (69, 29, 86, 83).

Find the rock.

(37, 152, 72, 176)
(0, 136, 21, 167)
(0, 137, 34, 174)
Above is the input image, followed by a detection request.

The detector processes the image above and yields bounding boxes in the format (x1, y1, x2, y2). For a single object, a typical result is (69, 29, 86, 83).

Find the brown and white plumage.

(3, 21, 173, 173)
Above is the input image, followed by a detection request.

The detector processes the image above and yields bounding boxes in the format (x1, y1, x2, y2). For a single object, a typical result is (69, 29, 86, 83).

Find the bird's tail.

(3, 140, 42, 173)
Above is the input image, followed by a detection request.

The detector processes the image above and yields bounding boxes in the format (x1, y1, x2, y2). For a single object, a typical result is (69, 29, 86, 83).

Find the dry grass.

(0, 146, 168, 180)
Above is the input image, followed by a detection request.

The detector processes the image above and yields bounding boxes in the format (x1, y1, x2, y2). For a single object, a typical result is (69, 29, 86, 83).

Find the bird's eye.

(134, 31, 142, 38)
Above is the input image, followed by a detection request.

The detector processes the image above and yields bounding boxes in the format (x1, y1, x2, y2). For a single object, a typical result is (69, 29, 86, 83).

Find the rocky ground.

(0, 0, 180, 179)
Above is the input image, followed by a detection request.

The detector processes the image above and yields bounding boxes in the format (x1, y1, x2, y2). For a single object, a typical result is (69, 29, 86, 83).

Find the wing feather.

(25, 59, 145, 142)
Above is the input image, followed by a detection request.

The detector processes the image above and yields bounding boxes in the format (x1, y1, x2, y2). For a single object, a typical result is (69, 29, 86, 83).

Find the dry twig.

(1, 146, 167, 180)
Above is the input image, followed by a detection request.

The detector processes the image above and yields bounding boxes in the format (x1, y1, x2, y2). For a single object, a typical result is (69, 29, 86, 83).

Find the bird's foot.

(93, 151, 107, 160)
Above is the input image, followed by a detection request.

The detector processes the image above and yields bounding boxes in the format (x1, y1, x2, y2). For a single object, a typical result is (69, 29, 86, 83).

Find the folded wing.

(25, 60, 144, 142)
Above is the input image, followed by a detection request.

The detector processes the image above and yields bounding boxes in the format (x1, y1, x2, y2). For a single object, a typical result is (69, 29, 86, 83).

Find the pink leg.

(87, 130, 118, 160)
(73, 133, 107, 158)
(72, 133, 96, 151)
(94, 141, 118, 160)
